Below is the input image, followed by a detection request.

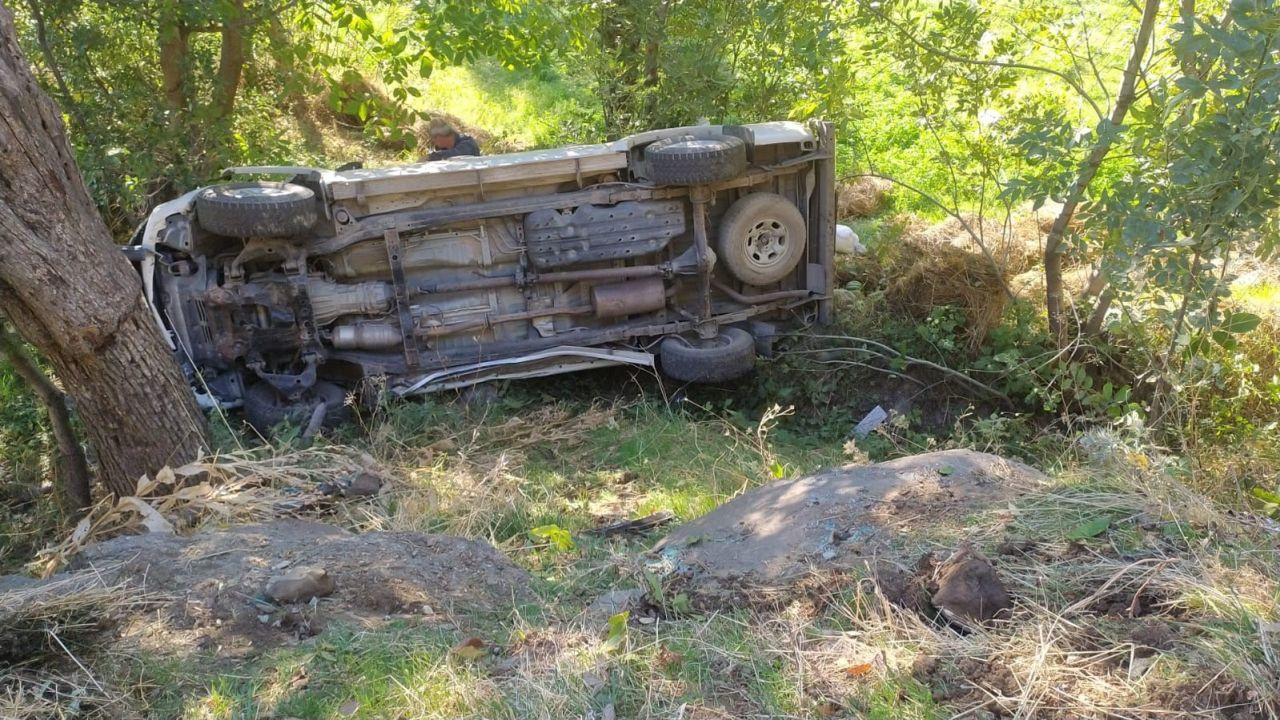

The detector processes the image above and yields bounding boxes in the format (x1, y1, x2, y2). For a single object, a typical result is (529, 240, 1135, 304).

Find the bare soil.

(653, 449, 1044, 606)
(13, 520, 531, 658)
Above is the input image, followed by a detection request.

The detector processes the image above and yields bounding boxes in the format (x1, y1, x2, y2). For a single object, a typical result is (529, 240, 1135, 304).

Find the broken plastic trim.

(393, 346, 655, 396)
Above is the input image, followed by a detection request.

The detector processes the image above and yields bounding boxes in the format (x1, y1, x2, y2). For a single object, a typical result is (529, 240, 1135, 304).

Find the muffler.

(590, 277, 666, 318)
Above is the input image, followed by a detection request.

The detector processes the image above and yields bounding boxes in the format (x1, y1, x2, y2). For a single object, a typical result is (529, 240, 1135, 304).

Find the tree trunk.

(21, 0, 79, 127)
(0, 322, 91, 515)
(1044, 0, 1161, 343)
(157, 1, 189, 117)
(213, 0, 247, 120)
(0, 3, 209, 497)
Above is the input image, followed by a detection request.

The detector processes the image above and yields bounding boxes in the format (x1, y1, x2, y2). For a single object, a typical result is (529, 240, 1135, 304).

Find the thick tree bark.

(0, 3, 209, 497)
(0, 322, 91, 514)
(1044, 0, 1161, 344)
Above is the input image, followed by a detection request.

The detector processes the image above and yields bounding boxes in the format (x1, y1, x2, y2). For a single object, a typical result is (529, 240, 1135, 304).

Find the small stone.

(265, 567, 335, 604)
(581, 588, 646, 625)
(343, 471, 383, 497)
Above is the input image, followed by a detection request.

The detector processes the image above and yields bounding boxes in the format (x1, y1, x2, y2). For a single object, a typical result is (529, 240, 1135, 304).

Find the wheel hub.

(745, 218, 788, 268)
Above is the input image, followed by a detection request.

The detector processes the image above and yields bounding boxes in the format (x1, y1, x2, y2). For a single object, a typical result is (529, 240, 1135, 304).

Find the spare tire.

(645, 134, 747, 186)
(195, 181, 318, 238)
(659, 327, 756, 383)
(717, 192, 807, 286)
(242, 381, 350, 433)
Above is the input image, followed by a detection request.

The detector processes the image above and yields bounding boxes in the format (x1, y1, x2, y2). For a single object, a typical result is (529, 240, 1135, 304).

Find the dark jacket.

(427, 134, 481, 161)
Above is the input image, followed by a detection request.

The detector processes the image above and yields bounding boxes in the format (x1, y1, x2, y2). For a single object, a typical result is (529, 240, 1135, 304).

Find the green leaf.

(1221, 312, 1262, 335)
(1066, 516, 1112, 541)
(529, 524, 574, 552)
(1250, 486, 1280, 506)
(938, 464, 955, 476)
(604, 610, 629, 652)
(770, 461, 786, 479)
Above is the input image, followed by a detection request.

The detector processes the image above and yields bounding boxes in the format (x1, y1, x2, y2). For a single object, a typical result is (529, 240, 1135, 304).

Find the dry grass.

(823, 449, 1280, 719)
(885, 241, 1012, 349)
(29, 445, 382, 577)
(1, 669, 140, 720)
(837, 177, 893, 219)
(847, 206, 1058, 347)
(6, 400, 1276, 718)
(0, 573, 162, 720)
(355, 403, 619, 538)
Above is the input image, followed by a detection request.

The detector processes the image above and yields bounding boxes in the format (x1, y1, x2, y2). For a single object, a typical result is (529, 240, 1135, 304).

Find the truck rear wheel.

(659, 327, 756, 383)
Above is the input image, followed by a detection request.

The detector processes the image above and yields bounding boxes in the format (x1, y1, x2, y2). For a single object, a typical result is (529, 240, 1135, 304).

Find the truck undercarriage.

(132, 120, 836, 429)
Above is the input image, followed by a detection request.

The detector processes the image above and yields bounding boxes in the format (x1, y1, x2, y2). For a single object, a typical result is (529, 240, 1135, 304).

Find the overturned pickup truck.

(131, 120, 835, 429)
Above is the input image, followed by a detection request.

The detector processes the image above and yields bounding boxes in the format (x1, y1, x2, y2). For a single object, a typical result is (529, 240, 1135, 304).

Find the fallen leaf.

(1129, 653, 1158, 679)
(337, 699, 359, 716)
(450, 636, 487, 661)
(844, 661, 875, 676)
(116, 497, 174, 534)
(68, 516, 91, 546)
(656, 647, 683, 669)
(938, 464, 956, 476)
(154, 466, 176, 486)
(288, 666, 309, 691)
(604, 611, 629, 653)
(1066, 515, 1112, 541)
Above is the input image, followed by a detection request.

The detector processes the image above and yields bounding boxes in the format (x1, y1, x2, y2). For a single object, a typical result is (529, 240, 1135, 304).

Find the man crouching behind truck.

(425, 118, 481, 161)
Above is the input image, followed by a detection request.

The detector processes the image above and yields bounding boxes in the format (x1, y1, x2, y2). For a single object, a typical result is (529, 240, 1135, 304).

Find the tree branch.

(0, 319, 91, 515)
(860, 1, 1107, 122)
(1044, 0, 1162, 344)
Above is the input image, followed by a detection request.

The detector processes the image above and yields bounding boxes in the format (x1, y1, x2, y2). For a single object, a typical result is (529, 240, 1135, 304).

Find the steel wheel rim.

(744, 218, 789, 270)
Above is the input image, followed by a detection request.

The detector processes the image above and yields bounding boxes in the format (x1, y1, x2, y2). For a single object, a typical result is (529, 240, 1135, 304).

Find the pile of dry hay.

(837, 176, 893, 219)
(28, 445, 385, 578)
(846, 209, 1055, 348)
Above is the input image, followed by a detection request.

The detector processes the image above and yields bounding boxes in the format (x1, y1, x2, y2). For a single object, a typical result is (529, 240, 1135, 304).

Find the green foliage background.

(4, 0, 1280, 513)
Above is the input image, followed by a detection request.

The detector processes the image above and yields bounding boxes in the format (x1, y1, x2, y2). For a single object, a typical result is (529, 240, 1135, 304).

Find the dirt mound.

(652, 450, 1044, 606)
(13, 520, 531, 657)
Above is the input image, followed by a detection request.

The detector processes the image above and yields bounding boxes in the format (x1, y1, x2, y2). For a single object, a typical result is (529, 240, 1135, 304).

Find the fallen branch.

(586, 510, 675, 537)
(786, 333, 1014, 406)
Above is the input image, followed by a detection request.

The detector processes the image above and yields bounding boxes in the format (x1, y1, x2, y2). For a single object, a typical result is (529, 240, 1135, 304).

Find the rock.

(580, 588, 647, 625)
(265, 567, 336, 604)
(929, 548, 1011, 624)
(654, 450, 1044, 605)
(343, 470, 383, 497)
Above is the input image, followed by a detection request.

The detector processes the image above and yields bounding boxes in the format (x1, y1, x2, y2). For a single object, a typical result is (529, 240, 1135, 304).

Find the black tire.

(717, 192, 807, 285)
(645, 134, 747, 186)
(195, 181, 318, 238)
(659, 327, 756, 383)
(242, 381, 350, 433)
